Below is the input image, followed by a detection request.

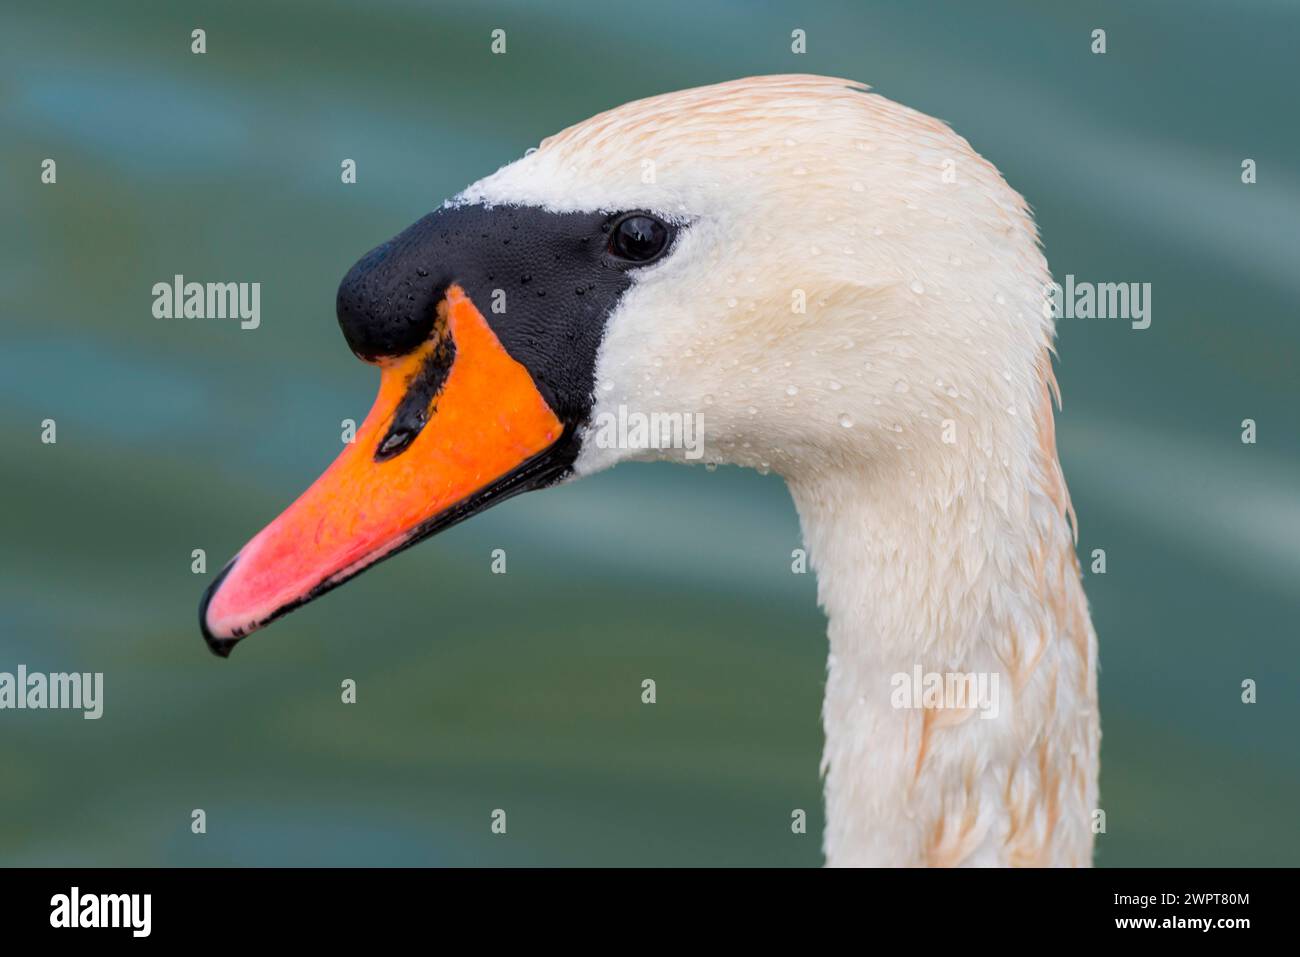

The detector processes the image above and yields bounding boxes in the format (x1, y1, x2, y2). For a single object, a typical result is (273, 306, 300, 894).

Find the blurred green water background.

(2, 0, 1297, 865)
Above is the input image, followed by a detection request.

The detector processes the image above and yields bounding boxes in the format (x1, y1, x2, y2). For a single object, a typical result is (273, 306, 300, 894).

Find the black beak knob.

(336, 215, 447, 362)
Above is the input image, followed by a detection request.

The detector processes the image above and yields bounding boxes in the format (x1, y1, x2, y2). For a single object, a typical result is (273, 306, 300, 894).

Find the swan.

(199, 75, 1099, 867)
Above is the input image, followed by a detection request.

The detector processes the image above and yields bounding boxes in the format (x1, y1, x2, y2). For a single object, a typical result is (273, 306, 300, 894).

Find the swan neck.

(789, 447, 1099, 867)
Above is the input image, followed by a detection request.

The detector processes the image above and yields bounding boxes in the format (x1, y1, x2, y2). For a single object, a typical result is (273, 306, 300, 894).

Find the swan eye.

(608, 213, 670, 263)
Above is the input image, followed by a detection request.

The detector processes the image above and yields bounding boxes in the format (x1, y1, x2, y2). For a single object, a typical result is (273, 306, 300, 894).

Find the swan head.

(200, 74, 1057, 653)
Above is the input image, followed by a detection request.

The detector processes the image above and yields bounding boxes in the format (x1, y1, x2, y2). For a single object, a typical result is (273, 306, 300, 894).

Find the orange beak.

(200, 285, 564, 655)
